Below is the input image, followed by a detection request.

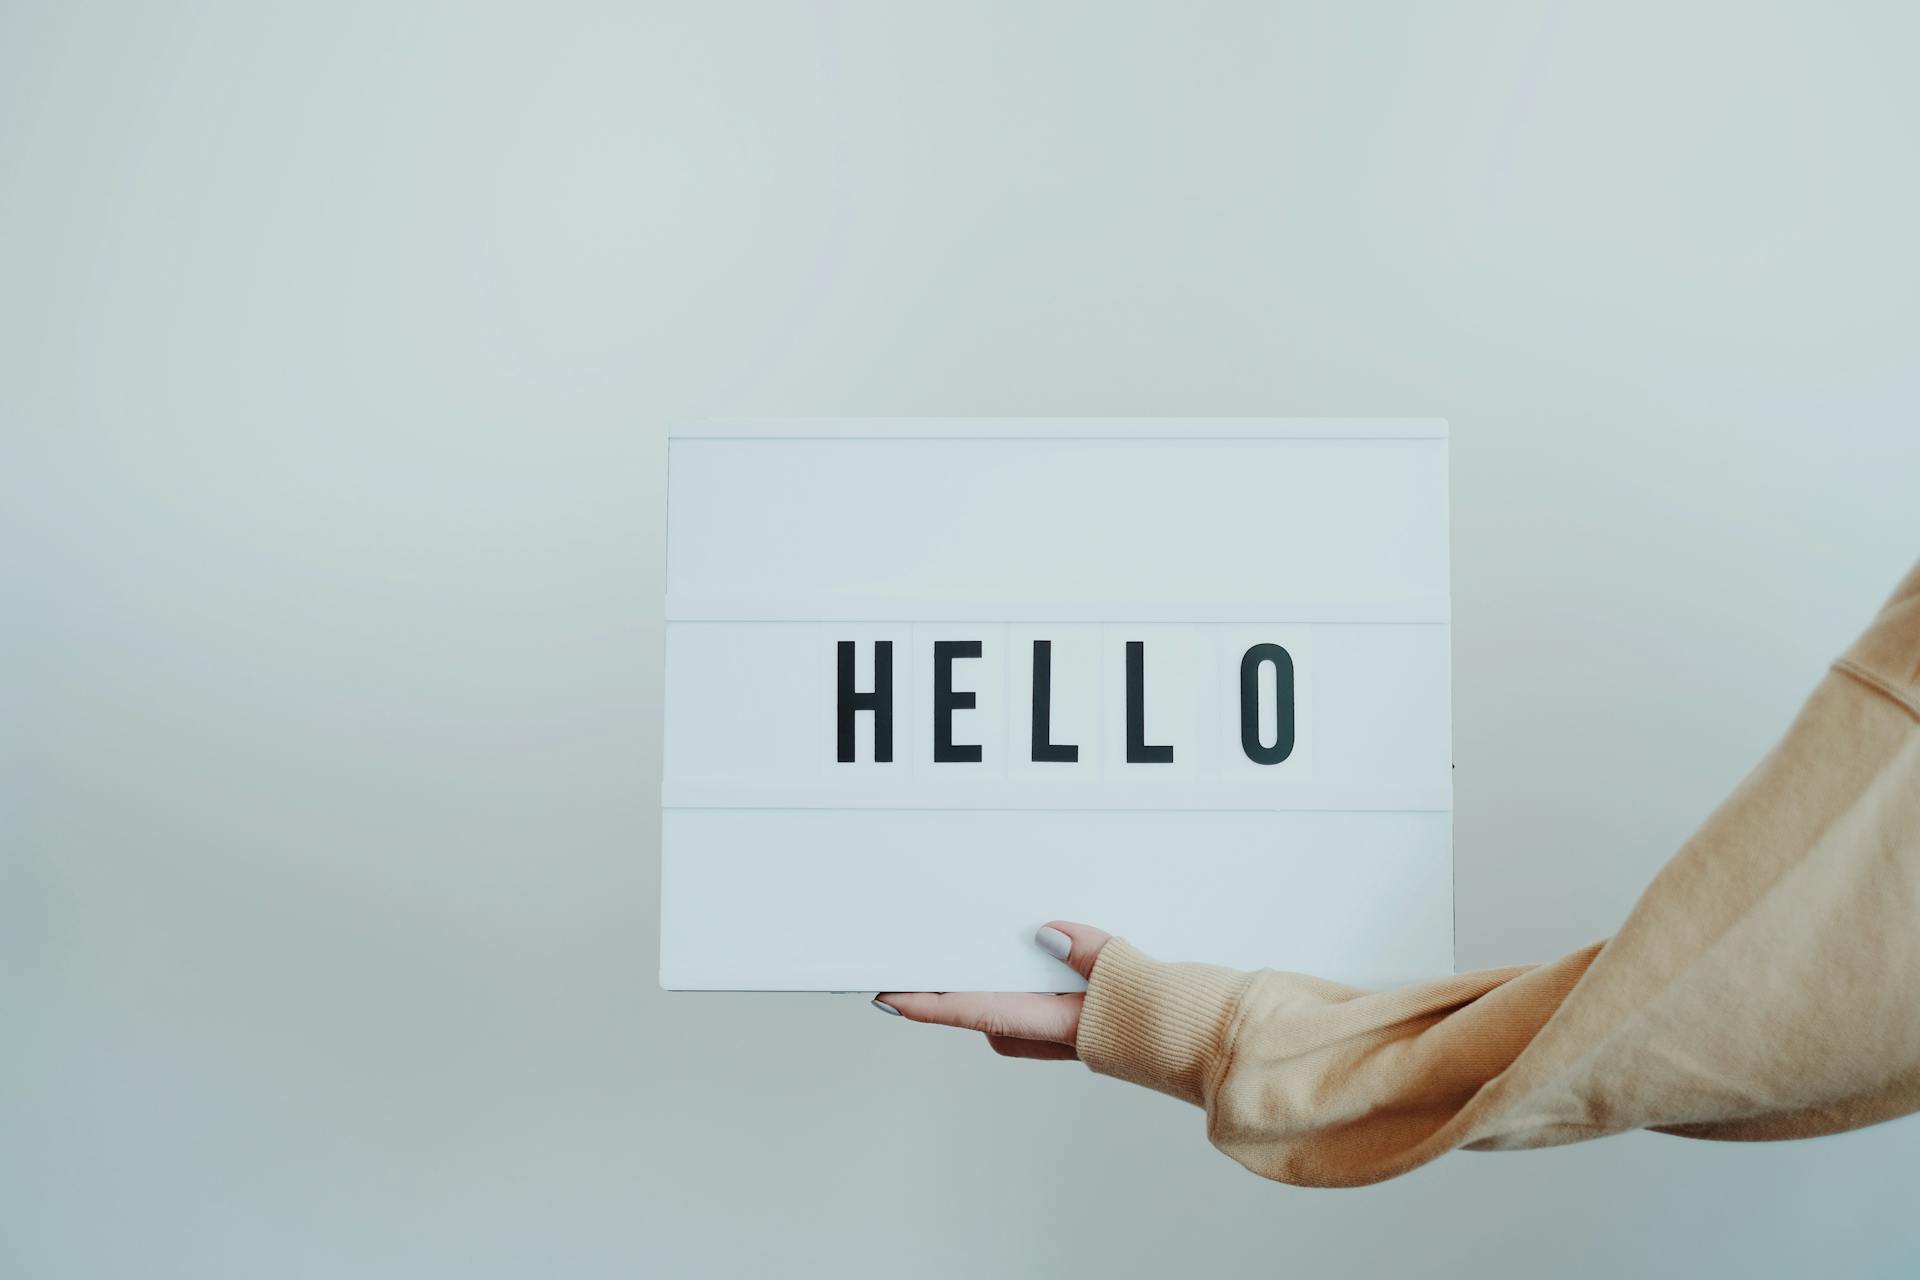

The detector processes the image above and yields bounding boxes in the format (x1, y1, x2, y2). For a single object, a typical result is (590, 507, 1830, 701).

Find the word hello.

(836, 639, 1295, 766)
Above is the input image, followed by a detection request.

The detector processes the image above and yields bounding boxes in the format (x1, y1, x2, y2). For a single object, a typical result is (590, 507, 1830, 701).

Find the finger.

(1035, 921, 1112, 982)
(874, 990, 1083, 1043)
(985, 1033, 1078, 1061)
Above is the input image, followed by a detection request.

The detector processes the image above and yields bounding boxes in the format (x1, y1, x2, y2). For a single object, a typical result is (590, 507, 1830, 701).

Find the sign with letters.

(661, 420, 1453, 991)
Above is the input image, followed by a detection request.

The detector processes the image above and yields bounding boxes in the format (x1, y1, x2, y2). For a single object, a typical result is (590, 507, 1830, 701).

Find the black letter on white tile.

(1125, 640, 1173, 763)
(933, 640, 983, 763)
(837, 640, 893, 762)
(1030, 640, 1078, 762)
(1239, 643, 1295, 765)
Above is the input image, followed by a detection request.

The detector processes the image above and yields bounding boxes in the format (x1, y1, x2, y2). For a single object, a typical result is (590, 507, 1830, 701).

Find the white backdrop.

(4, 3, 1918, 1276)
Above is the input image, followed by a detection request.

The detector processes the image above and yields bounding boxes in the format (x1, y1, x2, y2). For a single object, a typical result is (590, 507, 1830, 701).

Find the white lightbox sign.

(662, 420, 1452, 991)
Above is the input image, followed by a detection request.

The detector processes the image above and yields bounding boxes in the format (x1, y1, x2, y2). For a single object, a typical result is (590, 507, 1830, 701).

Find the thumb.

(1034, 920, 1111, 982)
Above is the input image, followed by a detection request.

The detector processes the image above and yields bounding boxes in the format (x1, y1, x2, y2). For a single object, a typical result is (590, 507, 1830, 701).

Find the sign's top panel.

(667, 421, 1449, 623)
(673, 418, 1446, 440)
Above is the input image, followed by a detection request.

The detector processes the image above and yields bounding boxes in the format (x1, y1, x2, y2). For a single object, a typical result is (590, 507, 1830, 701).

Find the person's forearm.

(1078, 940, 1598, 1185)
(1078, 559, 1920, 1187)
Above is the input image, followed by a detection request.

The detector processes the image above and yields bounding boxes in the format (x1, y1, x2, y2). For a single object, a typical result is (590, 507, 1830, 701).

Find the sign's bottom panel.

(661, 808, 1453, 991)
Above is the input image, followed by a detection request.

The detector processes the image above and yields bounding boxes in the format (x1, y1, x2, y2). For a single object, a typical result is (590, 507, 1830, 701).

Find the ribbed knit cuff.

(1075, 938, 1254, 1107)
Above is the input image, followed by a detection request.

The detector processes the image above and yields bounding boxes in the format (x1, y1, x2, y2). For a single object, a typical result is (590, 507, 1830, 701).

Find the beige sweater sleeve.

(1076, 558, 1920, 1187)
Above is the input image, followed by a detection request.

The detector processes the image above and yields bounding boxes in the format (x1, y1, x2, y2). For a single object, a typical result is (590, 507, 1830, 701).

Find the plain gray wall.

(4, 2, 1917, 1276)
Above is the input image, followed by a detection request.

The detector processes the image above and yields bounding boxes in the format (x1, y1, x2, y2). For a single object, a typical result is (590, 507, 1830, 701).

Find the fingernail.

(871, 998, 902, 1016)
(1035, 926, 1072, 961)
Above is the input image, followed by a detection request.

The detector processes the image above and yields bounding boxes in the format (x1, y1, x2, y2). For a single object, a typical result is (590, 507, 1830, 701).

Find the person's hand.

(871, 921, 1111, 1060)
